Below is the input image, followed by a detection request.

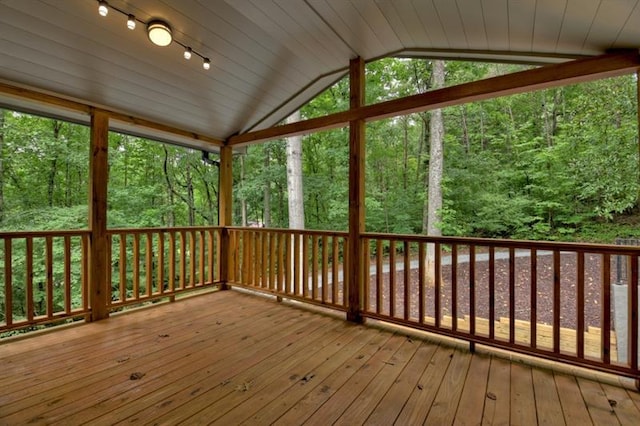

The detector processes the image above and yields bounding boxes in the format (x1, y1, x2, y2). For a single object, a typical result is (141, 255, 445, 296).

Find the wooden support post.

(347, 57, 365, 323)
(219, 145, 233, 290)
(88, 109, 110, 321)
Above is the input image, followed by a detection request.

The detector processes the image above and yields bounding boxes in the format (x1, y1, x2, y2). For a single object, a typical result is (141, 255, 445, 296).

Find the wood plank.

(213, 324, 372, 425)
(333, 335, 421, 425)
(228, 51, 640, 145)
(271, 331, 394, 425)
(395, 345, 455, 425)
(482, 356, 511, 426)
(531, 368, 565, 426)
(510, 363, 537, 425)
(299, 333, 407, 426)
(454, 353, 491, 425)
(241, 327, 381, 425)
(577, 377, 621, 425)
(363, 340, 438, 425)
(553, 373, 593, 425)
(600, 382, 640, 425)
(425, 349, 473, 425)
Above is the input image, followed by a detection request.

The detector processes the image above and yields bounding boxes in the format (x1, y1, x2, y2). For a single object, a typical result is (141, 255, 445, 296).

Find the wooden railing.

(227, 227, 349, 310)
(0, 230, 90, 331)
(107, 227, 222, 308)
(362, 232, 640, 379)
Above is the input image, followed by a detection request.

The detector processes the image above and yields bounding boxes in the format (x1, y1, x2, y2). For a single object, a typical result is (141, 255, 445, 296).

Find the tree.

(286, 111, 305, 229)
(423, 60, 445, 285)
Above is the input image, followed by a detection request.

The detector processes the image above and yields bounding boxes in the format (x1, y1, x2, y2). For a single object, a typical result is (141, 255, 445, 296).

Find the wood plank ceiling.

(0, 0, 639, 149)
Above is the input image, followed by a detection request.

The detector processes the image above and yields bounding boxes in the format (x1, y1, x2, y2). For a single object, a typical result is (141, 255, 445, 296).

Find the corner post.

(88, 109, 110, 321)
(219, 145, 233, 290)
(347, 57, 365, 323)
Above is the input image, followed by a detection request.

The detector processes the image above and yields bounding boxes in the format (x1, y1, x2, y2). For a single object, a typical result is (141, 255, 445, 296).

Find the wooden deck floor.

(1, 290, 639, 425)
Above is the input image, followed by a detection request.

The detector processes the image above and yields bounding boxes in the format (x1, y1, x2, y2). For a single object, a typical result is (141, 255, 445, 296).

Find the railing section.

(0, 230, 90, 332)
(107, 227, 222, 308)
(363, 233, 640, 379)
(227, 227, 349, 310)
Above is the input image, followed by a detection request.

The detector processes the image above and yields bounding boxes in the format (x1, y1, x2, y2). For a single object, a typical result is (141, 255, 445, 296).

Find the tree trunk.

(240, 154, 248, 226)
(286, 111, 305, 229)
(48, 121, 63, 207)
(286, 111, 305, 295)
(263, 145, 271, 227)
(423, 60, 445, 287)
(162, 147, 175, 226)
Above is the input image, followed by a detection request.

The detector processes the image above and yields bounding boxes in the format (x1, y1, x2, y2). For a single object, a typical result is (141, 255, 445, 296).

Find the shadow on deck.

(1, 289, 639, 425)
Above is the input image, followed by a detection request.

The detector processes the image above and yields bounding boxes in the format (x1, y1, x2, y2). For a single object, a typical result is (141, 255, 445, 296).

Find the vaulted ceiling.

(1, 0, 639, 149)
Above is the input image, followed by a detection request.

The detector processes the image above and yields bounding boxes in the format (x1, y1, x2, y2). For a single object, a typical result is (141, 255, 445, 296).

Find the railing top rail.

(362, 231, 640, 255)
(107, 226, 222, 235)
(0, 229, 91, 238)
(227, 226, 348, 238)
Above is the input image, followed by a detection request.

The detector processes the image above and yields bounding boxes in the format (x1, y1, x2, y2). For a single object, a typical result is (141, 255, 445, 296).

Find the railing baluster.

(64, 236, 71, 314)
(294, 233, 300, 296)
(311, 235, 318, 300)
(146, 233, 153, 295)
(207, 229, 214, 283)
(404, 241, 410, 321)
(269, 232, 276, 291)
(261, 231, 268, 289)
(509, 247, 515, 344)
(363, 238, 370, 312)
(630, 254, 638, 370)
(189, 231, 196, 288)
(4, 238, 12, 326)
(248, 231, 255, 286)
(531, 248, 537, 349)
(469, 245, 476, 335)
(602, 253, 611, 364)
(418, 242, 425, 324)
(158, 231, 165, 293)
(279, 233, 286, 293)
(45, 236, 53, 319)
(285, 233, 292, 295)
(553, 250, 561, 353)
(332, 236, 339, 304)
(26, 237, 33, 321)
(168, 231, 176, 293)
(435, 242, 441, 329)
(577, 252, 585, 359)
(302, 235, 309, 298)
(119, 233, 127, 302)
(452, 244, 458, 332)
(376, 239, 383, 314)
(179, 231, 187, 290)
(322, 235, 328, 304)
(389, 240, 396, 318)
(133, 233, 140, 298)
(199, 231, 205, 286)
(82, 234, 89, 312)
(489, 246, 495, 340)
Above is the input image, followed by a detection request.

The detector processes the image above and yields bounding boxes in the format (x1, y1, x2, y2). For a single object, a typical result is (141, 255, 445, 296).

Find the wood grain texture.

(1, 289, 636, 425)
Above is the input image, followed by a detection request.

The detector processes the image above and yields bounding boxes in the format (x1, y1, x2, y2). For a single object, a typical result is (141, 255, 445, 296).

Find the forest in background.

(0, 58, 638, 243)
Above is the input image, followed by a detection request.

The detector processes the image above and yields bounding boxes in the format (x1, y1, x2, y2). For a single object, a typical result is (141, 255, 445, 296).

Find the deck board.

(0, 289, 638, 425)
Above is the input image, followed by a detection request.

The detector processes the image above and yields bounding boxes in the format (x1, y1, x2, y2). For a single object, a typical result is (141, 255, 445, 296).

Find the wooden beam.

(218, 145, 233, 290)
(347, 57, 365, 323)
(0, 82, 223, 146)
(228, 50, 640, 146)
(88, 109, 110, 321)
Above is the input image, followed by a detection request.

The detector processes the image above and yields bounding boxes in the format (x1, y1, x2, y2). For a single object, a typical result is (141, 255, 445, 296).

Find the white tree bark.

(286, 111, 305, 293)
(286, 110, 305, 229)
(423, 60, 445, 286)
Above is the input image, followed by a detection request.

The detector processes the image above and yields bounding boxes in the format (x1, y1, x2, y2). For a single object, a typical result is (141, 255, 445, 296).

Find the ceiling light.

(184, 47, 192, 60)
(147, 20, 172, 47)
(127, 15, 136, 30)
(98, 0, 108, 17)
(203, 58, 211, 70)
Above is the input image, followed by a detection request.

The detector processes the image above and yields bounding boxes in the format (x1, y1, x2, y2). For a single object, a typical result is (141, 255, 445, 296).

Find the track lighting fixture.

(98, 0, 108, 17)
(95, 0, 210, 70)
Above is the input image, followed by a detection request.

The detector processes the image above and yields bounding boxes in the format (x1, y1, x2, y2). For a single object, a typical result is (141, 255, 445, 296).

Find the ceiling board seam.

(552, 0, 569, 54)
(453, 1, 470, 48)
(304, 0, 358, 58)
(612, 0, 640, 47)
(581, 0, 602, 52)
